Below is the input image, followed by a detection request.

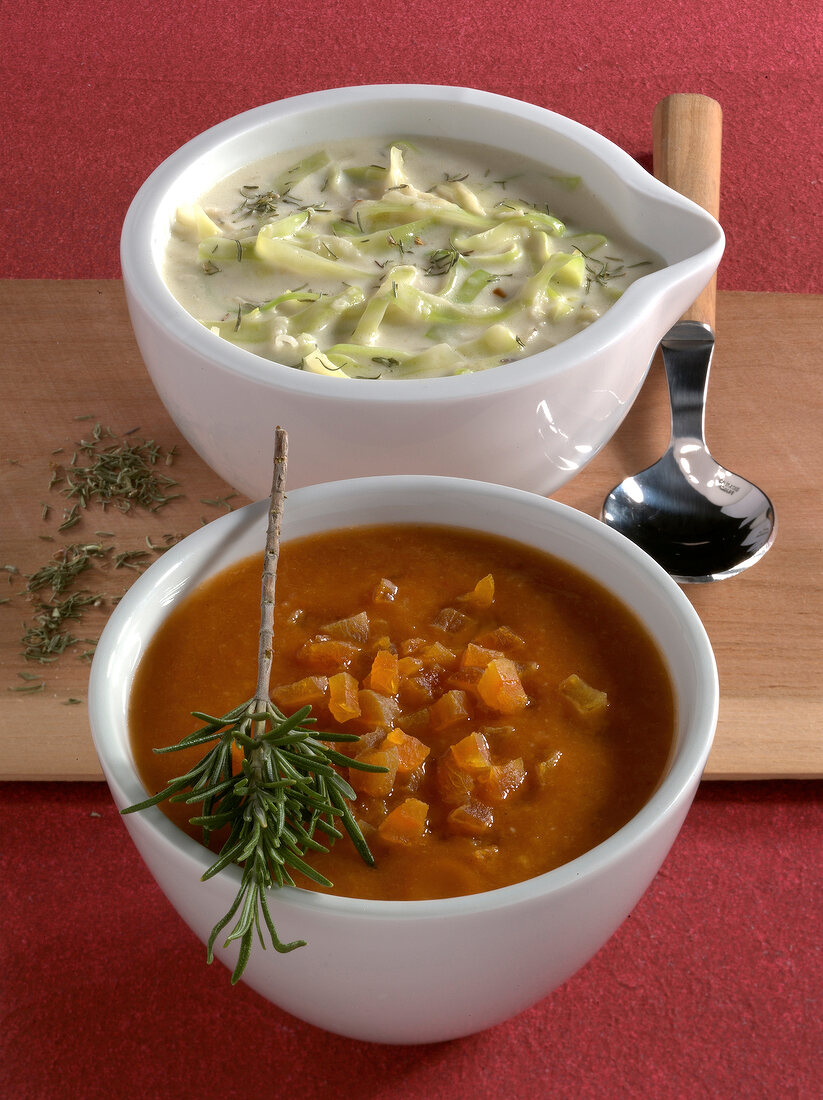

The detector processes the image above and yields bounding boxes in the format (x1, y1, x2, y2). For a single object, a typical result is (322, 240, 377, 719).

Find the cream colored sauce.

(163, 136, 660, 378)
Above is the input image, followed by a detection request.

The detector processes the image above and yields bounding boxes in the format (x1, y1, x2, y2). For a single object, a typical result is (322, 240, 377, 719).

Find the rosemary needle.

(123, 428, 385, 983)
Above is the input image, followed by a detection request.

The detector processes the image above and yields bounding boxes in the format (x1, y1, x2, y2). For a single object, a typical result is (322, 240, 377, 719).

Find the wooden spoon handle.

(653, 93, 723, 328)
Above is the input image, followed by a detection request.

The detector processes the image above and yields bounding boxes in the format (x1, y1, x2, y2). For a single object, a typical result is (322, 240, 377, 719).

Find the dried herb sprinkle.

(50, 424, 180, 513)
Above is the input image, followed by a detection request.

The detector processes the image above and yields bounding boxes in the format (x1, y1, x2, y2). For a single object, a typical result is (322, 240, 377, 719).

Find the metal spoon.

(602, 94, 776, 582)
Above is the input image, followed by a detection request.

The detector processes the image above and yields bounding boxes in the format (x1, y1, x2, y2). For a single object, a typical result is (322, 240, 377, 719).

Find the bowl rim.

(89, 474, 719, 920)
(120, 83, 724, 404)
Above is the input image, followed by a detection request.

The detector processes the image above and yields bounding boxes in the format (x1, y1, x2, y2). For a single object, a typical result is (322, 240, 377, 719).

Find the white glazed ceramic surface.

(120, 85, 724, 499)
(89, 477, 718, 1044)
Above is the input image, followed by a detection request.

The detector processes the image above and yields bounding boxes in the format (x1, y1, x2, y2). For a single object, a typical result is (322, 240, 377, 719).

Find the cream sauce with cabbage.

(163, 137, 659, 379)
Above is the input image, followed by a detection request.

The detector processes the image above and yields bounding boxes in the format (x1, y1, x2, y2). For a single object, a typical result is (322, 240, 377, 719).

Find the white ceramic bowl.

(121, 85, 723, 499)
(90, 476, 718, 1044)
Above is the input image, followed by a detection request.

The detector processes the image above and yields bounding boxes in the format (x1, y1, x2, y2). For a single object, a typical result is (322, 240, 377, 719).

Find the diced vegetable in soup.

(163, 137, 660, 378)
(129, 525, 675, 900)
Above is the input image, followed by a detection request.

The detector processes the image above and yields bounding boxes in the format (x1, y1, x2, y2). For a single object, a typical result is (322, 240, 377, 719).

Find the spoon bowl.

(602, 323, 777, 582)
(602, 94, 776, 583)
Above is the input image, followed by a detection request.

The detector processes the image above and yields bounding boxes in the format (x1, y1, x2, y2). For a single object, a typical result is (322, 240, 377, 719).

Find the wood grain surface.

(1, 280, 820, 780)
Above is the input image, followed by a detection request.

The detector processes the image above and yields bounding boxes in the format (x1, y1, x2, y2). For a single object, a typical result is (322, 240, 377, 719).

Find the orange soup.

(129, 524, 675, 900)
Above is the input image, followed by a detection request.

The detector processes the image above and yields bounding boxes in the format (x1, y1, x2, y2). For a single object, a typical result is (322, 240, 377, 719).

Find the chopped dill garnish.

(20, 591, 100, 663)
(51, 427, 180, 513)
(200, 495, 238, 513)
(113, 550, 151, 571)
(9, 679, 45, 694)
(146, 533, 184, 552)
(426, 246, 460, 277)
(574, 246, 652, 293)
(26, 542, 109, 597)
(58, 504, 81, 531)
(235, 188, 280, 218)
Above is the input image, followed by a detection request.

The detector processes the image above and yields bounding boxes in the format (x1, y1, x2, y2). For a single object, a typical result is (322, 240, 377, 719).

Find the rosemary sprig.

(123, 428, 384, 983)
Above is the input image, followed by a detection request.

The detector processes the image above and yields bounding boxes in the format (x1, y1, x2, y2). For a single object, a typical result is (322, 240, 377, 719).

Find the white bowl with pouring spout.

(120, 85, 723, 498)
(89, 475, 718, 1044)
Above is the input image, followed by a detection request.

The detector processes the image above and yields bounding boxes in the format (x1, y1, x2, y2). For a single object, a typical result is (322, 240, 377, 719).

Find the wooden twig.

(254, 427, 288, 707)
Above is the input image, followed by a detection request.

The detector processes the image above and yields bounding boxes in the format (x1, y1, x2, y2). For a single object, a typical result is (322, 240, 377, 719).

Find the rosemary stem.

(254, 427, 288, 711)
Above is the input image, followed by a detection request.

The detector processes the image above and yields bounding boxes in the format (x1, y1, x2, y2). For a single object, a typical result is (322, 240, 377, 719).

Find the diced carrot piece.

(475, 758, 526, 803)
(355, 816, 377, 840)
(397, 655, 423, 677)
(447, 665, 484, 696)
(480, 723, 515, 740)
(355, 688, 400, 729)
(297, 637, 360, 673)
(436, 752, 476, 805)
(354, 730, 385, 755)
(436, 734, 492, 805)
(372, 577, 398, 603)
(429, 688, 473, 731)
(536, 750, 563, 785)
(398, 671, 438, 709)
(271, 675, 329, 713)
(518, 661, 541, 689)
(559, 673, 608, 716)
(477, 658, 529, 713)
(328, 670, 361, 723)
(377, 798, 428, 844)
(446, 799, 494, 836)
(419, 642, 458, 669)
(431, 606, 473, 635)
(395, 707, 431, 737)
(460, 642, 503, 669)
(322, 611, 370, 643)
(450, 730, 491, 772)
(457, 573, 495, 609)
(348, 747, 399, 798)
(379, 727, 430, 776)
(473, 624, 524, 652)
(366, 649, 400, 695)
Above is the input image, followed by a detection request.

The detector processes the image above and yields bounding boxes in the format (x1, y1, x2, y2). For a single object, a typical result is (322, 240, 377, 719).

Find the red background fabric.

(1, 0, 821, 292)
(1, 2, 821, 1097)
(2, 780, 820, 1098)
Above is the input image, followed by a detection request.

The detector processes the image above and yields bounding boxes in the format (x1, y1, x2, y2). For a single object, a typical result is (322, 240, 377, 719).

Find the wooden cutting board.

(1, 280, 820, 781)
